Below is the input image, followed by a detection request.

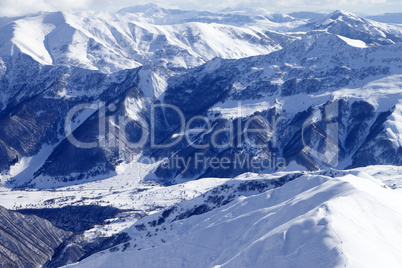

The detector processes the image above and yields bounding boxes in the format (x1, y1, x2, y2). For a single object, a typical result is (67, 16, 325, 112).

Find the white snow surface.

(337, 35, 368, 48)
(0, 7, 402, 267)
(68, 171, 402, 268)
(0, 7, 299, 73)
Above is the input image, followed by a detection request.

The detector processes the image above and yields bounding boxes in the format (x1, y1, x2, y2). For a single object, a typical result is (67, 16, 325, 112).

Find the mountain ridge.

(0, 8, 402, 266)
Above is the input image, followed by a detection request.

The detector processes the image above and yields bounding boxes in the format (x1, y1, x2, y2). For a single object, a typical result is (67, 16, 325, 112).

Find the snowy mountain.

(0, 5, 402, 268)
(16, 29, 402, 186)
(0, 5, 301, 73)
(297, 10, 402, 45)
(68, 171, 402, 268)
(366, 13, 402, 24)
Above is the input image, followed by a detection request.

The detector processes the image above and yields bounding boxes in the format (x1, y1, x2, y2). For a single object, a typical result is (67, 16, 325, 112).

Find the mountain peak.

(310, 9, 402, 45)
(330, 9, 355, 17)
(324, 9, 363, 23)
(307, 10, 366, 31)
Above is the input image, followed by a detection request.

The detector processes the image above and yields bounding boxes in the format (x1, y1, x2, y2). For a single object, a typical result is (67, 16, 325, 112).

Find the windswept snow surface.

(0, 6, 301, 72)
(69, 171, 402, 268)
(1, 6, 402, 267)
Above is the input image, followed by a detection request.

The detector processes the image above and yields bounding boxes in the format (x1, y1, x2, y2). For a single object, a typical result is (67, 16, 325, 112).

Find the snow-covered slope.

(0, 7, 402, 267)
(0, 5, 301, 72)
(117, 4, 300, 27)
(296, 10, 402, 46)
(1, 10, 402, 186)
(69, 171, 402, 268)
(125, 31, 402, 183)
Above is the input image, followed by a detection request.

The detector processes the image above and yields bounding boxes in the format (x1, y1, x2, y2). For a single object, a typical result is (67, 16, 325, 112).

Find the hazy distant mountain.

(366, 13, 402, 24)
(288, 11, 327, 21)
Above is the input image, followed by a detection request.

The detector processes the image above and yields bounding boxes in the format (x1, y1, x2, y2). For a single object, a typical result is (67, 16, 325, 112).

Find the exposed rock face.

(0, 7, 402, 268)
(0, 8, 401, 188)
(0, 205, 72, 268)
(44, 232, 130, 268)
